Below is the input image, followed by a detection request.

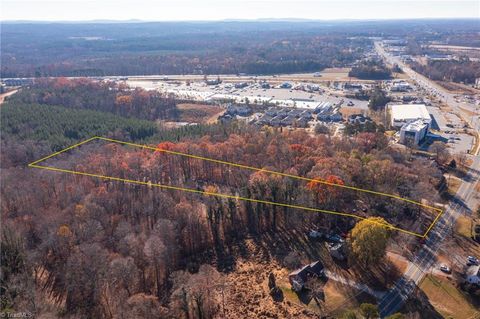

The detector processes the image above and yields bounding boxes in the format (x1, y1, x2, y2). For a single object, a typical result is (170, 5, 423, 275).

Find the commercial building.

(425, 53, 453, 62)
(234, 82, 248, 89)
(279, 82, 292, 89)
(3, 78, 34, 86)
(399, 119, 429, 145)
(389, 104, 431, 128)
(390, 81, 411, 92)
(205, 78, 221, 85)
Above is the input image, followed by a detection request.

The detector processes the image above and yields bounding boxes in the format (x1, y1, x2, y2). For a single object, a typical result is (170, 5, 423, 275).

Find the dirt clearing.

(177, 103, 225, 124)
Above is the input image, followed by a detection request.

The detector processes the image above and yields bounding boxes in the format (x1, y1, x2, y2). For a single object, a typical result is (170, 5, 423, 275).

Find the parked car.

(474, 224, 480, 233)
(467, 256, 479, 266)
(308, 230, 324, 239)
(325, 234, 344, 243)
(440, 264, 451, 274)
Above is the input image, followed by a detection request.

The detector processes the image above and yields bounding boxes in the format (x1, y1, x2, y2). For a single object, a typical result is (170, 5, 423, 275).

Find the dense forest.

(0, 79, 446, 318)
(2, 20, 479, 77)
(12, 78, 178, 121)
(1, 103, 159, 150)
(0, 104, 240, 164)
(410, 58, 480, 84)
(1, 26, 366, 77)
(348, 60, 392, 80)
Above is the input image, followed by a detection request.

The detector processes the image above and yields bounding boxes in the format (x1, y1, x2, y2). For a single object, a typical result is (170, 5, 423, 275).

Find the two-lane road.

(379, 154, 480, 317)
(376, 42, 480, 316)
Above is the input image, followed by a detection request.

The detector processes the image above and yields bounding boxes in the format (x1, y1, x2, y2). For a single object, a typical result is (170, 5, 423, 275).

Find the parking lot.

(126, 79, 370, 110)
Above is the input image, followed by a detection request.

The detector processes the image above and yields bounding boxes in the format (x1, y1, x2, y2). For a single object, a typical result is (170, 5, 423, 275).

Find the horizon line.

(2, 17, 479, 24)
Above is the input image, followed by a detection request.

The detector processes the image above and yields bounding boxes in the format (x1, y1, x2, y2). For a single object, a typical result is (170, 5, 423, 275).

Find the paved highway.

(375, 42, 480, 134)
(379, 155, 480, 317)
(375, 41, 480, 317)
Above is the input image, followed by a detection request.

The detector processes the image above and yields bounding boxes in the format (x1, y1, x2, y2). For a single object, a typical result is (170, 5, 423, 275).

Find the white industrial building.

(389, 104, 431, 128)
(390, 81, 411, 92)
(399, 119, 429, 145)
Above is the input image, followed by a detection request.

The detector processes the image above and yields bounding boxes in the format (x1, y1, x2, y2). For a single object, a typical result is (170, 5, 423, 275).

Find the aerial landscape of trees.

(1, 14, 480, 317)
(368, 86, 391, 111)
(410, 57, 480, 84)
(348, 217, 390, 266)
(1, 22, 371, 77)
(349, 60, 392, 80)
(0, 78, 447, 318)
(12, 78, 178, 121)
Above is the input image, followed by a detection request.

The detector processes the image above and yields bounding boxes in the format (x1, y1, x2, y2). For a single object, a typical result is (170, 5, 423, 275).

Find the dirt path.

(324, 270, 386, 299)
(0, 89, 19, 105)
(206, 109, 225, 124)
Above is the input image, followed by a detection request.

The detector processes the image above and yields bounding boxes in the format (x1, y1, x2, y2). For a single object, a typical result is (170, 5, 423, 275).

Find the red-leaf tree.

(306, 175, 345, 206)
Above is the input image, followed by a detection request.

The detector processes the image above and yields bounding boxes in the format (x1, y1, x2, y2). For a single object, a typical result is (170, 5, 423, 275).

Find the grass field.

(279, 280, 361, 315)
(419, 274, 479, 319)
(447, 176, 462, 197)
(339, 107, 367, 119)
(437, 81, 480, 94)
(456, 215, 473, 238)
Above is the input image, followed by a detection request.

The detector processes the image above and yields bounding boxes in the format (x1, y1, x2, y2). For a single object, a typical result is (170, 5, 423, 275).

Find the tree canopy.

(349, 217, 391, 266)
(368, 87, 391, 111)
(360, 303, 380, 319)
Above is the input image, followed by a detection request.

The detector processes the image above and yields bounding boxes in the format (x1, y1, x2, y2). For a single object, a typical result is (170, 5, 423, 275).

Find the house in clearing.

(288, 260, 325, 292)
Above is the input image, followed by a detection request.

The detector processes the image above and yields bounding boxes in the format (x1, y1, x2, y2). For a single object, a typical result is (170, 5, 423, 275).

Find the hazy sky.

(2, 0, 479, 21)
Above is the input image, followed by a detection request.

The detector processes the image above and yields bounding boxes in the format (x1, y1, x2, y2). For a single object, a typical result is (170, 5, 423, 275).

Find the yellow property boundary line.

(28, 136, 444, 238)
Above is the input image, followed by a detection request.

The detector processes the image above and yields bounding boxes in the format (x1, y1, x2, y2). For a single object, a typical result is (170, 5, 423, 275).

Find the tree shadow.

(449, 195, 471, 213)
(270, 287, 284, 302)
(295, 289, 313, 305)
(249, 225, 328, 264)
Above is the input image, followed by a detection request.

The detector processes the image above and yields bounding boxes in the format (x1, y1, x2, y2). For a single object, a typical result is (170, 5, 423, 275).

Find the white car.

(440, 264, 451, 274)
(467, 256, 479, 265)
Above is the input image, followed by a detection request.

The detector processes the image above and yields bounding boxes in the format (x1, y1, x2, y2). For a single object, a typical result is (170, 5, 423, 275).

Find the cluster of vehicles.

(440, 256, 479, 274)
(467, 255, 479, 266)
(308, 229, 345, 243)
(448, 136, 461, 144)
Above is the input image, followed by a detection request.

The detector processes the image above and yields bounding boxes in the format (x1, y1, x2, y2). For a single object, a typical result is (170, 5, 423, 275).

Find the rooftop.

(401, 119, 429, 132)
(390, 104, 431, 122)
